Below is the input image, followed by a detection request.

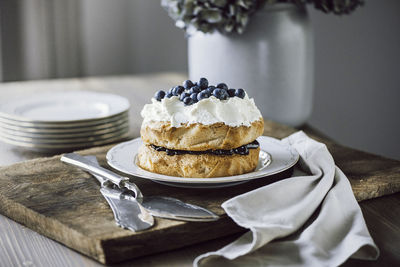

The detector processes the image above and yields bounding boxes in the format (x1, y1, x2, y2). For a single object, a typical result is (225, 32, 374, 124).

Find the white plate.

(106, 136, 299, 188)
(0, 126, 129, 143)
(0, 116, 129, 134)
(0, 91, 130, 123)
(0, 132, 130, 152)
(0, 111, 129, 128)
(0, 121, 129, 139)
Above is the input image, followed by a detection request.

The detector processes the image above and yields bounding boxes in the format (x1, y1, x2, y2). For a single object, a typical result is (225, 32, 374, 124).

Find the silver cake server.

(99, 186, 154, 232)
(85, 154, 218, 222)
(61, 153, 219, 222)
(61, 153, 154, 232)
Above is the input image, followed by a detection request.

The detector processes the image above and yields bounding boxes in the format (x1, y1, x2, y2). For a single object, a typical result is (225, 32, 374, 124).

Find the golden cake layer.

(140, 119, 264, 151)
(137, 144, 260, 178)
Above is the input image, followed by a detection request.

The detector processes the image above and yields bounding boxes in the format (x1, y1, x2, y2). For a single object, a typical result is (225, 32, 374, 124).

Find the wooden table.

(0, 73, 399, 266)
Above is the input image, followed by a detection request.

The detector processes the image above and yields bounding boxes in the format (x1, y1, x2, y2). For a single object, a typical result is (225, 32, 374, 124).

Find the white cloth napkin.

(194, 131, 379, 267)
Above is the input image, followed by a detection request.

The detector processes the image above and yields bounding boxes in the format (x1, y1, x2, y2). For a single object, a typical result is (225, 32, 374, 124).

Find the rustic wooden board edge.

(328, 143, 400, 202)
(0, 192, 105, 263)
(100, 216, 244, 264)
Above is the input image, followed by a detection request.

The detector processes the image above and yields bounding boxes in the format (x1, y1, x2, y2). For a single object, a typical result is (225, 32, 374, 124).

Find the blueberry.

(180, 92, 190, 101)
(166, 149, 176, 156)
(197, 90, 210, 101)
(206, 86, 216, 94)
(216, 83, 228, 90)
(189, 86, 201, 94)
(166, 92, 173, 98)
(227, 88, 236, 97)
(183, 96, 194, 105)
(234, 146, 249, 155)
(198, 77, 208, 89)
(190, 93, 198, 103)
(173, 85, 185, 96)
(220, 89, 229, 100)
(213, 89, 228, 100)
(235, 88, 245, 99)
(183, 80, 194, 89)
(154, 90, 166, 101)
(177, 85, 185, 92)
(212, 88, 222, 99)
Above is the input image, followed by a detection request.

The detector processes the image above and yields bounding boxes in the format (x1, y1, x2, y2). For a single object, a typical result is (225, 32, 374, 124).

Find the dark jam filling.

(150, 140, 259, 156)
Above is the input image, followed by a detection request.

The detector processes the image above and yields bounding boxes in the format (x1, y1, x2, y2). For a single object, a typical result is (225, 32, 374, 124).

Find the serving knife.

(61, 153, 154, 232)
(61, 153, 219, 222)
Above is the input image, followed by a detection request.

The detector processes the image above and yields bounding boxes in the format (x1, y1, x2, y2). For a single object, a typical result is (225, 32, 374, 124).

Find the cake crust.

(137, 144, 260, 178)
(140, 119, 264, 151)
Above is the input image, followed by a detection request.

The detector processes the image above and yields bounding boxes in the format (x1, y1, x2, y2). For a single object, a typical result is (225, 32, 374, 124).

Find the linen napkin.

(194, 131, 379, 267)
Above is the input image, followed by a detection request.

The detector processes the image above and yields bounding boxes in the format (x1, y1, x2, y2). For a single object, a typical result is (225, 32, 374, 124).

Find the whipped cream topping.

(140, 94, 262, 127)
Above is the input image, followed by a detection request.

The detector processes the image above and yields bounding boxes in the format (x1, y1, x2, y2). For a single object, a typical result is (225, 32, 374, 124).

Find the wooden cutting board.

(0, 121, 399, 264)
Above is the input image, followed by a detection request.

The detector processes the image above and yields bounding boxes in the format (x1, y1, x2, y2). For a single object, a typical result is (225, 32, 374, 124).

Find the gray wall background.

(1, 0, 399, 160)
(308, 0, 400, 161)
(80, 0, 188, 76)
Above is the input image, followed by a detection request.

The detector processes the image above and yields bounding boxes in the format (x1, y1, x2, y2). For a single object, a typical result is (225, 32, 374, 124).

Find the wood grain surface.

(0, 74, 399, 266)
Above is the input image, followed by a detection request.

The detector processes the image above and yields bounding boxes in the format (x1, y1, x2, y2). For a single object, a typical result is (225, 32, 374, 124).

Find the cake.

(137, 78, 264, 178)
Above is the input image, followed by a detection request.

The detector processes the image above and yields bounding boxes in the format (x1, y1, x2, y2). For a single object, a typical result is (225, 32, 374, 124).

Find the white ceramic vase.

(188, 4, 314, 127)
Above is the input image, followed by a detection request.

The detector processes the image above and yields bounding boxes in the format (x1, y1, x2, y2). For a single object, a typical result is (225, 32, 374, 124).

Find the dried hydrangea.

(161, 0, 265, 35)
(291, 0, 364, 15)
(161, 0, 364, 35)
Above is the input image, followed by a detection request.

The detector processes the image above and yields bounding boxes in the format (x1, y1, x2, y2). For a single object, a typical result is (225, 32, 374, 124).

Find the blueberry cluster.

(153, 78, 246, 105)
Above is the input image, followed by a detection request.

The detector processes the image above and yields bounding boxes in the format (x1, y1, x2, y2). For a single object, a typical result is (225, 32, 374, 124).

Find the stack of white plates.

(0, 91, 130, 152)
